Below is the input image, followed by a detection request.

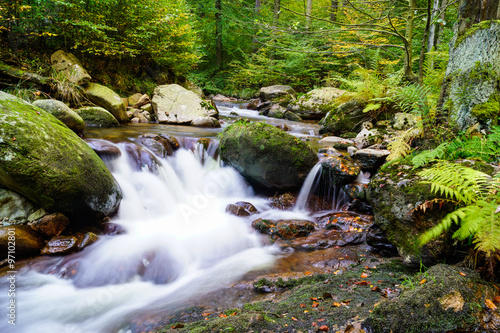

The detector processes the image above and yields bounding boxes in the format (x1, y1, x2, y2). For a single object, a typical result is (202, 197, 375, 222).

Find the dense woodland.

(1, 0, 500, 279)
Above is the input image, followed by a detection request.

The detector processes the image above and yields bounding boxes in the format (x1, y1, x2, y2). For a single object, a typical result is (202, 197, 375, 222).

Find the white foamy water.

(0, 144, 277, 333)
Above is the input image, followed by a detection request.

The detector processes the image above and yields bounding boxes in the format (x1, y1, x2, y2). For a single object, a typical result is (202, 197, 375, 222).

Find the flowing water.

(0, 107, 324, 333)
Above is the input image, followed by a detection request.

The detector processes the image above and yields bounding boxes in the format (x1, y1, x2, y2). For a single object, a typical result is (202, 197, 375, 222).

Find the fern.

(411, 142, 450, 168)
(386, 123, 423, 161)
(417, 162, 500, 257)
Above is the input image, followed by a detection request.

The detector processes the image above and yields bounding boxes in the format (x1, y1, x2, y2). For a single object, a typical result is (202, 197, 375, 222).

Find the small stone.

(78, 232, 99, 250)
(29, 212, 69, 237)
(41, 236, 78, 255)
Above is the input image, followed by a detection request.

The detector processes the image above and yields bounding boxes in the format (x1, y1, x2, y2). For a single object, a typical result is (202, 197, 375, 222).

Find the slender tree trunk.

(427, 0, 440, 52)
(255, 0, 261, 14)
(306, 0, 313, 29)
(215, 0, 223, 68)
(273, 0, 281, 25)
(404, 0, 417, 81)
(330, 0, 339, 22)
(434, 0, 448, 48)
(418, 0, 433, 83)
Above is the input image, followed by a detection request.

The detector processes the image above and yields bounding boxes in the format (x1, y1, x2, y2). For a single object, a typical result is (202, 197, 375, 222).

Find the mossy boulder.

(288, 87, 346, 120)
(76, 106, 120, 127)
(33, 99, 85, 135)
(219, 121, 318, 191)
(51, 50, 91, 86)
(364, 264, 500, 333)
(259, 85, 296, 101)
(0, 91, 122, 222)
(366, 160, 457, 266)
(84, 83, 128, 123)
(439, 21, 500, 130)
(319, 100, 365, 135)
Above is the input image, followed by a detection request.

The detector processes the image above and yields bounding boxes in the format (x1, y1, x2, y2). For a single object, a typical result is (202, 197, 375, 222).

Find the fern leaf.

(387, 135, 411, 161)
(412, 142, 449, 168)
(419, 207, 467, 245)
(363, 103, 381, 113)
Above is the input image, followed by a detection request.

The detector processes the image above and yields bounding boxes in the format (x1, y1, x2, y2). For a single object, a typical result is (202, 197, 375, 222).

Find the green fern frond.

(418, 207, 467, 245)
(363, 103, 381, 113)
(412, 142, 450, 168)
(387, 135, 412, 161)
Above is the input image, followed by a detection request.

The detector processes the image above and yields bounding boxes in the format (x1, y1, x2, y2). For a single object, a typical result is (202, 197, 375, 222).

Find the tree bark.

(427, 0, 440, 52)
(306, 0, 313, 29)
(456, 0, 500, 35)
(330, 0, 339, 22)
(418, 0, 433, 83)
(215, 0, 223, 68)
(255, 0, 261, 14)
(404, 0, 417, 81)
(273, 0, 281, 25)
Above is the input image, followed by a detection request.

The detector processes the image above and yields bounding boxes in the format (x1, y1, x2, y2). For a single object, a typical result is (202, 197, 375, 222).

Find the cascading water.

(0, 142, 276, 333)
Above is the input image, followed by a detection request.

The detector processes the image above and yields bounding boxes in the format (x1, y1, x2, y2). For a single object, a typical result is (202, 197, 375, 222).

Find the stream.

(0, 104, 368, 333)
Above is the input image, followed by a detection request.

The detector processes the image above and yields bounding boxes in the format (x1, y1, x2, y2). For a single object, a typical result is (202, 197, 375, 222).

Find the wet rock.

(366, 224, 399, 257)
(84, 83, 128, 123)
(197, 138, 211, 150)
(316, 212, 373, 231)
(33, 99, 85, 135)
(191, 116, 220, 128)
(286, 229, 366, 250)
(124, 142, 160, 172)
(29, 212, 69, 237)
(84, 139, 121, 160)
(351, 148, 390, 170)
(343, 183, 368, 200)
(219, 121, 318, 191)
(267, 104, 285, 119)
(213, 94, 236, 102)
(268, 193, 297, 210)
(226, 201, 258, 217)
(41, 235, 78, 255)
(345, 198, 373, 215)
(131, 94, 150, 109)
(0, 225, 45, 258)
(353, 127, 383, 149)
(136, 133, 174, 158)
(158, 134, 181, 151)
(275, 124, 290, 131)
(75, 106, 120, 127)
(51, 50, 91, 85)
(288, 87, 346, 120)
(284, 111, 302, 122)
(321, 156, 361, 186)
(364, 264, 500, 333)
(318, 136, 356, 150)
(77, 232, 99, 250)
(0, 92, 122, 222)
(100, 222, 126, 235)
(259, 85, 296, 101)
(252, 218, 315, 239)
(318, 147, 343, 158)
(0, 188, 38, 222)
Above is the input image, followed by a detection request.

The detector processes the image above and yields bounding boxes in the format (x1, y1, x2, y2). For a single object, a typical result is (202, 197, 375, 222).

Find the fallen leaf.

(291, 316, 298, 321)
(332, 302, 341, 307)
(494, 296, 500, 304)
(485, 299, 498, 311)
(317, 318, 325, 322)
(305, 271, 312, 276)
(230, 312, 237, 316)
(420, 279, 427, 284)
(171, 323, 184, 329)
(312, 322, 318, 327)
(319, 325, 329, 332)
(219, 314, 227, 318)
(323, 292, 333, 299)
(300, 303, 306, 308)
(312, 302, 319, 308)
(361, 273, 369, 278)
(371, 286, 380, 292)
(201, 313, 211, 317)
(459, 272, 466, 277)
(310, 297, 319, 301)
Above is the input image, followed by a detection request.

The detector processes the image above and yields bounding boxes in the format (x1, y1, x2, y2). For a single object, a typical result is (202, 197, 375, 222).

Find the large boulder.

(0, 225, 46, 258)
(319, 100, 365, 135)
(259, 85, 296, 101)
(84, 83, 128, 123)
(75, 106, 120, 127)
(288, 87, 345, 120)
(439, 21, 500, 130)
(51, 50, 91, 86)
(0, 92, 122, 222)
(219, 121, 318, 191)
(151, 84, 218, 126)
(33, 99, 85, 135)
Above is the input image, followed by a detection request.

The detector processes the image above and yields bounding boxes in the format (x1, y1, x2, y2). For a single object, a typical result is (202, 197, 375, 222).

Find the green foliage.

(387, 125, 423, 161)
(418, 162, 500, 258)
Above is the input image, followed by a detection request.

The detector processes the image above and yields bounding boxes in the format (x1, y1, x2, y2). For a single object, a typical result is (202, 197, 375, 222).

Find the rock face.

(0, 187, 38, 221)
(319, 100, 365, 135)
(321, 156, 361, 186)
(84, 83, 128, 123)
(76, 106, 120, 127)
(439, 21, 500, 130)
(365, 264, 500, 333)
(51, 50, 91, 86)
(259, 85, 296, 101)
(151, 84, 218, 126)
(352, 148, 390, 170)
(288, 87, 345, 120)
(219, 121, 318, 191)
(33, 99, 85, 134)
(0, 92, 122, 222)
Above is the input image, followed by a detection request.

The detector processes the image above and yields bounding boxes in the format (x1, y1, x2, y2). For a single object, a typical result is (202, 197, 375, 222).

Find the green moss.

(471, 93, 500, 123)
(75, 107, 120, 127)
(455, 20, 497, 48)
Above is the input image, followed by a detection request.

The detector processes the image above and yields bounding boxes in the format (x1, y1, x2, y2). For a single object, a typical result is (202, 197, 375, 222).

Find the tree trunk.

(434, 0, 448, 48)
(255, 0, 261, 14)
(404, 0, 417, 81)
(427, 0, 440, 52)
(418, 0, 433, 83)
(330, 0, 339, 22)
(273, 0, 281, 25)
(215, 0, 223, 69)
(456, 0, 500, 35)
(306, 0, 313, 29)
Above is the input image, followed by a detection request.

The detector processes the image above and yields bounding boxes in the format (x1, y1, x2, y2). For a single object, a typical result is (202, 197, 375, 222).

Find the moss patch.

(471, 92, 500, 124)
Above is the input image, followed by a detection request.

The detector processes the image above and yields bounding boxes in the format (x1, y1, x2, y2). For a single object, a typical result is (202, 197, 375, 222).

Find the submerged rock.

(252, 218, 315, 239)
(136, 133, 174, 158)
(33, 99, 85, 135)
(226, 202, 258, 217)
(321, 156, 361, 186)
(84, 139, 121, 160)
(41, 235, 78, 255)
(219, 121, 318, 191)
(0, 92, 122, 222)
(0, 225, 45, 258)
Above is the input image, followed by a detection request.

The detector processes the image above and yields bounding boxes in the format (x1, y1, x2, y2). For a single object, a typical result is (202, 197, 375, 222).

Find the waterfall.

(295, 163, 322, 211)
(0, 143, 275, 333)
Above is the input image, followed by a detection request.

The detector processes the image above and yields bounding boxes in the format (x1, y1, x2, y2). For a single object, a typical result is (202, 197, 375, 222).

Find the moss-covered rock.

(0, 91, 122, 222)
(33, 99, 85, 134)
(84, 83, 128, 123)
(219, 121, 318, 191)
(364, 264, 500, 333)
(319, 100, 366, 135)
(75, 106, 120, 127)
(288, 87, 346, 120)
